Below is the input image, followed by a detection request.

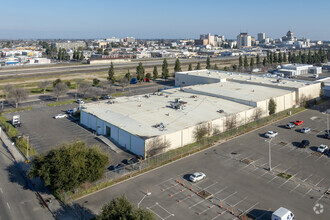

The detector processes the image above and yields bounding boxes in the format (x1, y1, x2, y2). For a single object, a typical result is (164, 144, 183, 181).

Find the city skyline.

(0, 0, 329, 40)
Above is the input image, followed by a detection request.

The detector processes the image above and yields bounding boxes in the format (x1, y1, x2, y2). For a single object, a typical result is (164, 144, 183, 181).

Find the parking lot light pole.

(327, 109, 330, 133)
(138, 191, 151, 208)
(265, 138, 272, 172)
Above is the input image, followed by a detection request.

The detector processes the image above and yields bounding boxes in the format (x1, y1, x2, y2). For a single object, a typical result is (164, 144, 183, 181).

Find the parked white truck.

(271, 207, 294, 220)
(12, 115, 21, 127)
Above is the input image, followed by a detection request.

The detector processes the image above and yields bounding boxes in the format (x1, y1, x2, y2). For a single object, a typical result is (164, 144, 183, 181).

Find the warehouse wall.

(80, 111, 145, 157)
(297, 83, 321, 100)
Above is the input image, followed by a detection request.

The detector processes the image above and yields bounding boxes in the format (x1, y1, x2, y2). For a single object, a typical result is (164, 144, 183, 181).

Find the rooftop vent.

(153, 122, 166, 131)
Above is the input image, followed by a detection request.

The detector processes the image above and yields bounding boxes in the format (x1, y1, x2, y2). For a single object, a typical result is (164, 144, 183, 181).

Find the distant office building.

(105, 37, 121, 43)
(53, 41, 85, 50)
(258, 33, 266, 42)
(125, 37, 135, 43)
(197, 33, 215, 46)
(237, 33, 251, 48)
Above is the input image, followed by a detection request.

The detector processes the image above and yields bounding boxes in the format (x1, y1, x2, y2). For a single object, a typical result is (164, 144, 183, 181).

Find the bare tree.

(100, 80, 113, 95)
(147, 137, 171, 157)
(78, 82, 92, 98)
(119, 77, 129, 91)
(75, 79, 84, 99)
(38, 81, 51, 94)
(225, 114, 237, 132)
(2, 84, 13, 109)
(53, 83, 69, 101)
(253, 107, 263, 122)
(9, 88, 27, 108)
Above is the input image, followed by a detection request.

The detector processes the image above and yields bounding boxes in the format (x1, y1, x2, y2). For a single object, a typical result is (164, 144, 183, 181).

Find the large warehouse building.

(80, 70, 321, 158)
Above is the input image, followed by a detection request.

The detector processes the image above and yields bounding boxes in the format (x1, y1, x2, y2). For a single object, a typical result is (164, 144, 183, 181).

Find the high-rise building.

(199, 33, 215, 46)
(237, 33, 251, 48)
(257, 33, 266, 42)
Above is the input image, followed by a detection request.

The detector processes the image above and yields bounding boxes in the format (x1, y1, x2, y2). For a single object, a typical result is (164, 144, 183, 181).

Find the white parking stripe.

(315, 177, 325, 187)
(302, 174, 313, 182)
(233, 196, 247, 207)
(303, 188, 313, 197)
(290, 184, 300, 193)
(204, 182, 218, 190)
(222, 191, 237, 201)
(7, 202, 10, 210)
(267, 176, 278, 183)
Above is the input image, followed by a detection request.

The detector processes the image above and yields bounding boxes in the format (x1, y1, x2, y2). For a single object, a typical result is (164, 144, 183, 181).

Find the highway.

(0, 140, 52, 220)
(0, 57, 238, 79)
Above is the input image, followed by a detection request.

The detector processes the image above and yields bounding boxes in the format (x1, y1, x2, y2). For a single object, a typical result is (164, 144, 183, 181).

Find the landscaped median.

(0, 113, 37, 158)
(60, 106, 306, 202)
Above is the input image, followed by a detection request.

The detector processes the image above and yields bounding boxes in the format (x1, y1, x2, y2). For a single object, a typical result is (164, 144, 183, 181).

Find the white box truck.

(12, 115, 21, 127)
(271, 207, 294, 220)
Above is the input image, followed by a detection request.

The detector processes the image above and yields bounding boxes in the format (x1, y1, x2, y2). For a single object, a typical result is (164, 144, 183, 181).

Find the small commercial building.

(278, 64, 322, 77)
(80, 70, 321, 158)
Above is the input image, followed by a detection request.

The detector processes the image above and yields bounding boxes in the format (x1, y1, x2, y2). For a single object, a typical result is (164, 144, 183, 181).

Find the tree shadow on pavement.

(52, 201, 96, 220)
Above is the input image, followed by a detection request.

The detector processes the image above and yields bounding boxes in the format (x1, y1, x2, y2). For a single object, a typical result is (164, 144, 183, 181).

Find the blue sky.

(1, 0, 329, 40)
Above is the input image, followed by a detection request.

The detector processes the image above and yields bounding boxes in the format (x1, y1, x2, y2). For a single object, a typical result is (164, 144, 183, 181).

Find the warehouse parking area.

(76, 107, 329, 220)
(4, 103, 134, 166)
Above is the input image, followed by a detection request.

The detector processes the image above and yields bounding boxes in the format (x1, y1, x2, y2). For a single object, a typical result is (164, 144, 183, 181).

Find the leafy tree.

(196, 62, 201, 70)
(107, 62, 115, 83)
(152, 66, 158, 80)
(162, 59, 169, 79)
(206, 56, 211, 69)
(268, 98, 276, 115)
(136, 62, 145, 82)
(29, 140, 109, 193)
(79, 51, 84, 60)
(223, 66, 229, 71)
(53, 83, 69, 101)
(273, 52, 278, 63)
(97, 195, 154, 220)
(93, 78, 100, 87)
(283, 53, 287, 62)
(269, 52, 273, 64)
(97, 48, 103, 54)
(250, 58, 255, 68)
(125, 69, 131, 81)
(278, 52, 282, 63)
(244, 56, 249, 69)
(146, 72, 152, 80)
(103, 49, 109, 55)
(188, 63, 192, 71)
(238, 56, 243, 70)
(232, 64, 237, 71)
(214, 64, 218, 70)
(8, 88, 27, 108)
(53, 78, 62, 88)
(263, 57, 267, 66)
(193, 124, 209, 143)
(174, 58, 182, 72)
(256, 54, 260, 66)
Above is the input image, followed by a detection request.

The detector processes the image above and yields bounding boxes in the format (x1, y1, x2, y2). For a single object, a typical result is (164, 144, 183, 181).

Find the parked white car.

(265, 131, 278, 138)
(54, 114, 68, 119)
(300, 127, 311, 133)
(76, 99, 84, 104)
(189, 172, 206, 183)
(317, 144, 328, 153)
(271, 207, 294, 220)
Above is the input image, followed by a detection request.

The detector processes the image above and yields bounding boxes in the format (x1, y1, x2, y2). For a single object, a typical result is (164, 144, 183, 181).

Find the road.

(0, 57, 238, 79)
(0, 140, 52, 220)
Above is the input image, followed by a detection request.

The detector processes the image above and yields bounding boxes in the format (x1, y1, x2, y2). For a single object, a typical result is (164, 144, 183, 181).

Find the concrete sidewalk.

(0, 126, 80, 220)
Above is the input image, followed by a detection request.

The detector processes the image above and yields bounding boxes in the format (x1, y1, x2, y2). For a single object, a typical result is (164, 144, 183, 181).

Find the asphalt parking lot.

(76, 107, 329, 220)
(4, 103, 133, 166)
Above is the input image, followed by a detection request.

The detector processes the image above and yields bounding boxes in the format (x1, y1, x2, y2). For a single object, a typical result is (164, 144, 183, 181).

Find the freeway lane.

(0, 57, 238, 78)
(0, 140, 52, 220)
